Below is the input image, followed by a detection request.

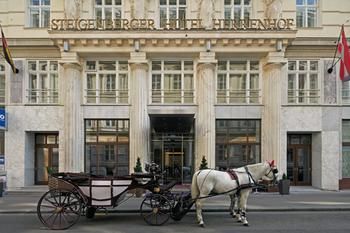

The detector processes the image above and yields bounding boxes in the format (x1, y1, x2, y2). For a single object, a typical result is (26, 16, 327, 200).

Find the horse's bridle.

(265, 166, 279, 183)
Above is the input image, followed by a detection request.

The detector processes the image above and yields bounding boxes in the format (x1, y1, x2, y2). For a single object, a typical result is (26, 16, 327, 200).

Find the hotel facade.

(1, 0, 350, 190)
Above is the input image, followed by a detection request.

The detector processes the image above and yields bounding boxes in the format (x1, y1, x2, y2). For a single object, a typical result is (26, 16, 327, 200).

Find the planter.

(278, 179, 290, 195)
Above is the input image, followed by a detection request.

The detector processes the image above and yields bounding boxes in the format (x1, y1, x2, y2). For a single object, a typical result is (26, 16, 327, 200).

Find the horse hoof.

(244, 223, 249, 227)
(199, 223, 205, 228)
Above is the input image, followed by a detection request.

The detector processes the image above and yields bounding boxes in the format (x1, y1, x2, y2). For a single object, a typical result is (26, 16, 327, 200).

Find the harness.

(193, 165, 278, 201)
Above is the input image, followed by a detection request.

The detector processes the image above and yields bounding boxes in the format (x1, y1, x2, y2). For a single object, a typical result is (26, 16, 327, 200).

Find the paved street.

(1, 212, 350, 233)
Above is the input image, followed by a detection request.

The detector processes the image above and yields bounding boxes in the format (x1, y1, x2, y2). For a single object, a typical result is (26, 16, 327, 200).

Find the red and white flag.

(338, 25, 350, 82)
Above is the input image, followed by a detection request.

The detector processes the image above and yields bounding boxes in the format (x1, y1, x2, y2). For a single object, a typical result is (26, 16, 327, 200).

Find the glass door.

(35, 134, 59, 185)
(287, 135, 312, 185)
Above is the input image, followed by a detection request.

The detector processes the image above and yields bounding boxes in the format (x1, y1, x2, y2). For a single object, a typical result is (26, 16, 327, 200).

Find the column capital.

(128, 52, 148, 70)
(59, 52, 82, 71)
(262, 52, 287, 67)
(198, 52, 217, 65)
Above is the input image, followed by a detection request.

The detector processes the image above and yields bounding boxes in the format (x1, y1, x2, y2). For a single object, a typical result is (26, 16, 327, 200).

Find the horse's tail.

(191, 170, 200, 200)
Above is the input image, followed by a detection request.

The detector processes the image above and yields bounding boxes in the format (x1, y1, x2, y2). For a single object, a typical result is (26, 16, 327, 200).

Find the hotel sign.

(51, 18, 294, 31)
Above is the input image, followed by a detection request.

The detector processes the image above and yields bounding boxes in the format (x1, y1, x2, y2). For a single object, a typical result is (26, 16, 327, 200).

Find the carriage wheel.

(140, 194, 172, 226)
(37, 189, 82, 230)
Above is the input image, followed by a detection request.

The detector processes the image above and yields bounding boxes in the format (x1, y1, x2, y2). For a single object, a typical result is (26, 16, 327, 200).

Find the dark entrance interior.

(150, 115, 194, 184)
(287, 134, 312, 185)
(35, 133, 59, 185)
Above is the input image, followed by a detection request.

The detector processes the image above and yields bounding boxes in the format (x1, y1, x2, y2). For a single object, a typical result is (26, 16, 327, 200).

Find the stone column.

(128, 52, 150, 172)
(262, 52, 286, 170)
(60, 52, 83, 172)
(64, 0, 82, 19)
(195, 52, 217, 170)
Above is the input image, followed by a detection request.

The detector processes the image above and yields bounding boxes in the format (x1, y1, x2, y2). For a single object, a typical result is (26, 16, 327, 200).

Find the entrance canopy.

(150, 114, 194, 133)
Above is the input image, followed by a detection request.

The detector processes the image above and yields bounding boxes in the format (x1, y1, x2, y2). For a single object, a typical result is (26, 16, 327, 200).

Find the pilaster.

(128, 52, 150, 172)
(195, 52, 217, 170)
(59, 52, 83, 172)
(262, 52, 286, 171)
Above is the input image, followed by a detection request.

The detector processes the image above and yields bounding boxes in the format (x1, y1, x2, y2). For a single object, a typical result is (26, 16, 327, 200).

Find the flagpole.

(328, 19, 350, 73)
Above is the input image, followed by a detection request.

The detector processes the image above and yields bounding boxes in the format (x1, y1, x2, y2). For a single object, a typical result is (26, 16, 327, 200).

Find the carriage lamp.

(154, 187, 160, 193)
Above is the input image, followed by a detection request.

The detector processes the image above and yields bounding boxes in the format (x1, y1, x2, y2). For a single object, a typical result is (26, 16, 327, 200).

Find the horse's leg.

(195, 197, 206, 227)
(238, 189, 251, 226)
(229, 194, 236, 217)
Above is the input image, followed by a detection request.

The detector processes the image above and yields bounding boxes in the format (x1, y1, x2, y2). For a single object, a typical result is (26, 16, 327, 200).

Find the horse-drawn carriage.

(37, 163, 193, 230)
(37, 161, 278, 229)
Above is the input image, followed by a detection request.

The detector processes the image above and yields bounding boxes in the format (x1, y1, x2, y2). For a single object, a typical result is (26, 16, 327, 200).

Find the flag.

(1, 27, 19, 74)
(338, 25, 350, 82)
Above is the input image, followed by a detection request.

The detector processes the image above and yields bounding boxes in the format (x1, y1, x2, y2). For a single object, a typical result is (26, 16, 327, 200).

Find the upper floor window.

(27, 60, 58, 104)
(342, 81, 350, 104)
(0, 63, 5, 104)
(224, 0, 251, 21)
(28, 0, 50, 28)
(160, 0, 186, 28)
(85, 60, 129, 104)
(151, 60, 194, 104)
(217, 60, 260, 104)
(296, 0, 318, 27)
(288, 60, 319, 104)
(95, 0, 122, 20)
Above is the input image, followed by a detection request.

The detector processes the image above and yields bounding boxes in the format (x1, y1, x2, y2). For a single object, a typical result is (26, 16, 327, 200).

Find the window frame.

(26, 60, 59, 104)
(296, 0, 319, 28)
(27, 0, 51, 28)
(85, 119, 130, 177)
(94, 0, 123, 20)
(287, 60, 320, 105)
(224, 0, 252, 21)
(150, 60, 195, 104)
(216, 60, 261, 104)
(215, 119, 261, 170)
(0, 62, 5, 104)
(159, 0, 187, 28)
(84, 60, 129, 105)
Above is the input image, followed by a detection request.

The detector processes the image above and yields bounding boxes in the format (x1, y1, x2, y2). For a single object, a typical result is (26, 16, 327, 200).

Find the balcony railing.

(27, 89, 58, 104)
(85, 89, 129, 104)
(216, 89, 260, 104)
(151, 89, 194, 104)
(288, 89, 320, 104)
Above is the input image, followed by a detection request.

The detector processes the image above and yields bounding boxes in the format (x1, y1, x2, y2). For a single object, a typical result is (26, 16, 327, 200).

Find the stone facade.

(1, 0, 350, 190)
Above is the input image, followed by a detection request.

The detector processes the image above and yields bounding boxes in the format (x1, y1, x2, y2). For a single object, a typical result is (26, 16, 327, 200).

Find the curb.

(2, 208, 350, 214)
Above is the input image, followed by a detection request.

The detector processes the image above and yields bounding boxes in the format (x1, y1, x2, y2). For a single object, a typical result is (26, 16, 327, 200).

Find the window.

(28, 0, 50, 28)
(85, 119, 129, 176)
(151, 60, 194, 104)
(296, 0, 318, 28)
(342, 81, 350, 104)
(160, 0, 186, 28)
(288, 60, 319, 104)
(216, 119, 260, 170)
(85, 60, 129, 104)
(342, 120, 350, 178)
(95, 0, 122, 20)
(0, 63, 5, 104)
(27, 61, 58, 104)
(217, 60, 260, 104)
(224, 0, 251, 21)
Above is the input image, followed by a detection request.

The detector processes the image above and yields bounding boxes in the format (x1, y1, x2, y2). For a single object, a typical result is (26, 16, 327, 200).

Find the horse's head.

(263, 160, 279, 183)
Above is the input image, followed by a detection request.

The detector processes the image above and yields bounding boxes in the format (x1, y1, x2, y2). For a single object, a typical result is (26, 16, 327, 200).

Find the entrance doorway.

(35, 134, 59, 185)
(150, 115, 194, 184)
(287, 134, 312, 185)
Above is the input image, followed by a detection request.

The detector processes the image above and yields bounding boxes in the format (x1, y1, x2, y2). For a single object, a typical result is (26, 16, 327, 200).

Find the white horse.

(191, 160, 278, 227)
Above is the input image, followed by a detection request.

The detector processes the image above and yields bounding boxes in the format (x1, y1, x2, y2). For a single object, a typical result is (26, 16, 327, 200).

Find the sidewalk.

(1, 186, 350, 214)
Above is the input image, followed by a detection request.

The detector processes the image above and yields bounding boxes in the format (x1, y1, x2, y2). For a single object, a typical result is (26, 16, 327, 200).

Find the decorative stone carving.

(65, 0, 82, 19)
(264, 0, 283, 19)
(197, 0, 216, 28)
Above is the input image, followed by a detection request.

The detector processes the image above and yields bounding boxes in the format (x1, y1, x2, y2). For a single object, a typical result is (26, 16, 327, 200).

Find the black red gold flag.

(1, 26, 19, 74)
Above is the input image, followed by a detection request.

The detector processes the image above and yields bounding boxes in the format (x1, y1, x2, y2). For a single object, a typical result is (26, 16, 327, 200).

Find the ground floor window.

(85, 119, 129, 176)
(342, 121, 350, 178)
(215, 119, 260, 170)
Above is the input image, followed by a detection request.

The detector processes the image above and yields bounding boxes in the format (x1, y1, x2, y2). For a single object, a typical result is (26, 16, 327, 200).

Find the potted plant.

(199, 156, 208, 170)
(278, 173, 290, 195)
(133, 157, 144, 197)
